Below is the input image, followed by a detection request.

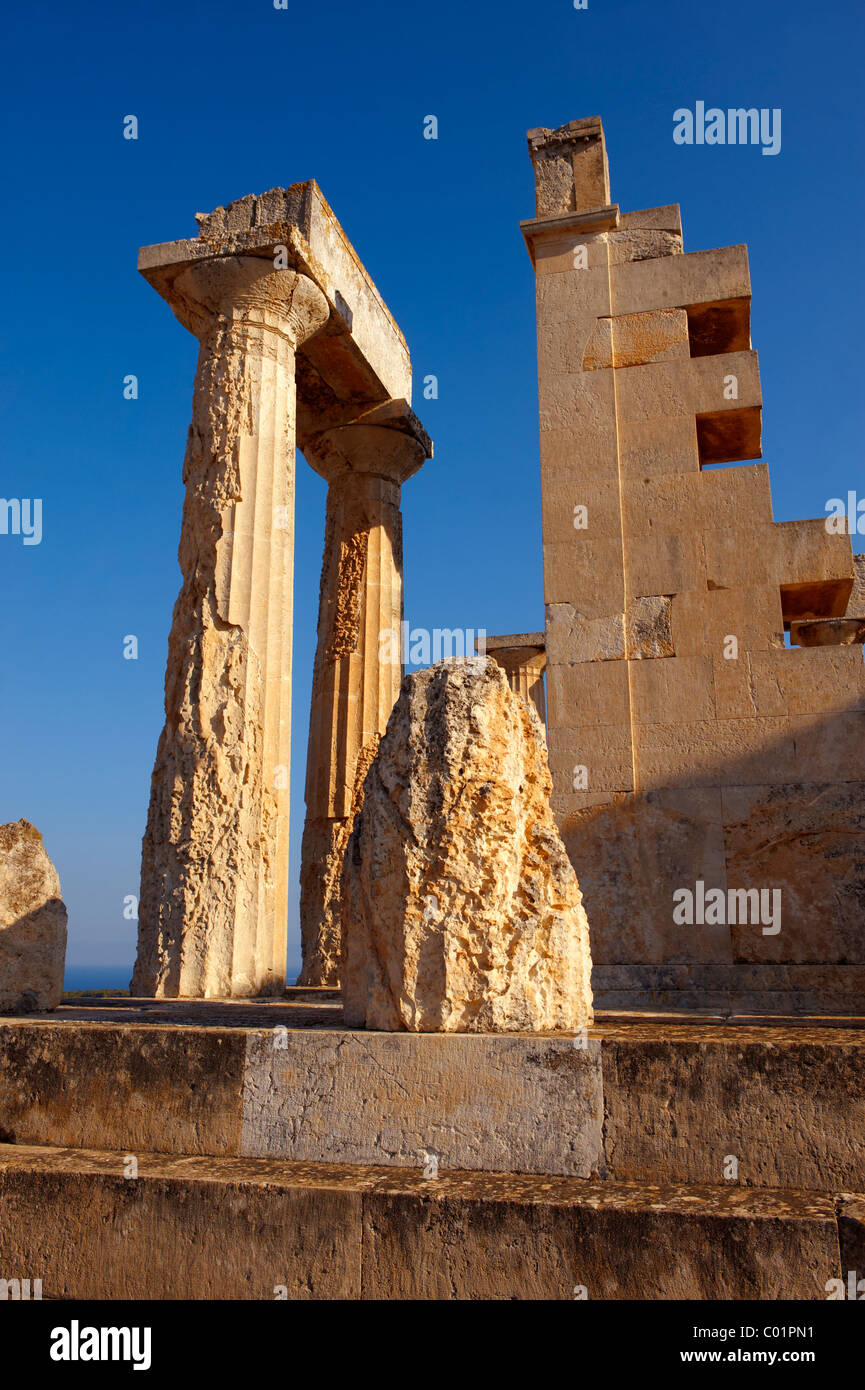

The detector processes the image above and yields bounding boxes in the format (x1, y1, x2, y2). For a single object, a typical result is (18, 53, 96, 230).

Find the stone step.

(0, 1142, 860, 1300)
(0, 1001, 862, 1192)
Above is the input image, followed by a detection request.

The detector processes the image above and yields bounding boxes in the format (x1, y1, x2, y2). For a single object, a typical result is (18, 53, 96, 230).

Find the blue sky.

(1, 0, 861, 982)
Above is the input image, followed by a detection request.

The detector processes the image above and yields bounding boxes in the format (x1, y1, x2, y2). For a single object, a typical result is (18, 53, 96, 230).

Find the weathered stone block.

(0, 821, 67, 1013)
(341, 659, 594, 1032)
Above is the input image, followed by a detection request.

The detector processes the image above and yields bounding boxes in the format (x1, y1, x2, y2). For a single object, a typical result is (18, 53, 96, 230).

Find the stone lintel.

(139, 179, 412, 419)
(520, 205, 620, 266)
(476, 632, 545, 653)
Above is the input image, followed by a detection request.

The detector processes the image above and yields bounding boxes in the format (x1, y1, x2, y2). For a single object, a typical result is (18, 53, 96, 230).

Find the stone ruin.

(514, 117, 865, 1015)
(3, 117, 862, 1030)
(117, 116, 865, 1021)
(0, 115, 863, 1304)
(127, 184, 431, 999)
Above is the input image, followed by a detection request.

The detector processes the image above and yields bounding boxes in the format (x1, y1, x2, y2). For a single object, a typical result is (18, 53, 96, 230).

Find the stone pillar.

(133, 256, 329, 999)
(482, 635, 547, 725)
(298, 414, 427, 986)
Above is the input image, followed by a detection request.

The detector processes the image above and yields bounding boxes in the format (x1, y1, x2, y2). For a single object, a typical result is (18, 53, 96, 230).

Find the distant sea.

(62, 963, 305, 993)
(63, 964, 132, 993)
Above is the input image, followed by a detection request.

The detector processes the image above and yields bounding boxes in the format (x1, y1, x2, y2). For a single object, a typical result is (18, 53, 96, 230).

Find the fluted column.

(133, 256, 329, 998)
(298, 417, 427, 985)
(486, 642, 547, 725)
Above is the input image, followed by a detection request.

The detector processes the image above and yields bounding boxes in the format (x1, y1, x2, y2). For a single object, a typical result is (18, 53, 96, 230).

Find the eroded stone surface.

(341, 659, 594, 1032)
(133, 259, 329, 999)
(0, 821, 67, 1013)
(298, 412, 429, 987)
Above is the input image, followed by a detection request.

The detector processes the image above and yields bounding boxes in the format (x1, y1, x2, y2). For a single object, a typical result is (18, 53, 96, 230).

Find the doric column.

(298, 411, 428, 985)
(484, 637, 547, 725)
(132, 256, 329, 999)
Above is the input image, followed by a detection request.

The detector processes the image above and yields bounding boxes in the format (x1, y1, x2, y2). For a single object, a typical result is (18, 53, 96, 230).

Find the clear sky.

(1, 0, 862, 983)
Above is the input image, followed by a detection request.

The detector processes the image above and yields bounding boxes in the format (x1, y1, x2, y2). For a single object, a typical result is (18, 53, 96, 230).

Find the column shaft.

(132, 258, 328, 998)
(299, 471, 404, 985)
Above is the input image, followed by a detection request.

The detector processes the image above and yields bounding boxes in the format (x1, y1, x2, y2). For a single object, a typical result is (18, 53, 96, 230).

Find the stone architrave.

(298, 405, 429, 986)
(0, 820, 67, 1012)
(341, 658, 594, 1032)
(132, 257, 329, 999)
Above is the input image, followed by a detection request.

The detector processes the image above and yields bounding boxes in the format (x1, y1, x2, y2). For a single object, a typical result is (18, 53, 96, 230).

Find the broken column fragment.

(0, 820, 67, 1012)
(341, 659, 594, 1032)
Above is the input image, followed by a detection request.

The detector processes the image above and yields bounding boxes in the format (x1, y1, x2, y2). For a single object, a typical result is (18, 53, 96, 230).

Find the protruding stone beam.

(132, 256, 329, 999)
(476, 633, 547, 725)
(298, 401, 430, 986)
(791, 554, 865, 647)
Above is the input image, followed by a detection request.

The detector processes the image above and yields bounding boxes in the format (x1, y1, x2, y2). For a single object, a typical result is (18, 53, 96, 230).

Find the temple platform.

(0, 993, 862, 1298)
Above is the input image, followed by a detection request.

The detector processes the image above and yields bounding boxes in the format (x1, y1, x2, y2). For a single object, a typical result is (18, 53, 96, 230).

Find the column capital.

(166, 256, 330, 347)
(302, 399, 432, 486)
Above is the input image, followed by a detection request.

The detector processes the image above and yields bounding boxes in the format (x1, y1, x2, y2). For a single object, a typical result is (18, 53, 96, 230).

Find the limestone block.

(0, 821, 67, 1013)
(535, 261, 612, 325)
(605, 228, 683, 264)
(634, 717, 797, 791)
(626, 595, 674, 658)
(622, 472, 703, 539)
(341, 659, 594, 1032)
(774, 519, 855, 620)
(545, 658, 631, 728)
(748, 647, 865, 717)
(671, 585, 785, 658)
(547, 724, 635, 796)
(614, 351, 761, 425)
(847, 553, 865, 617)
(602, 1027, 865, 1191)
(712, 652, 760, 719)
(0, 1144, 840, 1301)
(618, 415, 700, 478)
(545, 602, 625, 664)
(243, 1032, 604, 1176)
(611, 244, 751, 317)
(540, 423, 620, 482)
(619, 205, 682, 235)
(788, 711, 865, 783)
(630, 656, 715, 726)
(538, 365, 616, 435)
(704, 523, 778, 590)
(543, 539, 626, 615)
(533, 230, 612, 277)
(542, 472, 623, 545)
(559, 788, 731, 966)
(582, 309, 689, 370)
(626, 531, 706, 599)
(699, 462, 773, 525)
(537, 318, 598, 376)
(527, 118, 610, 216)
(722, 782, 865, 964)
